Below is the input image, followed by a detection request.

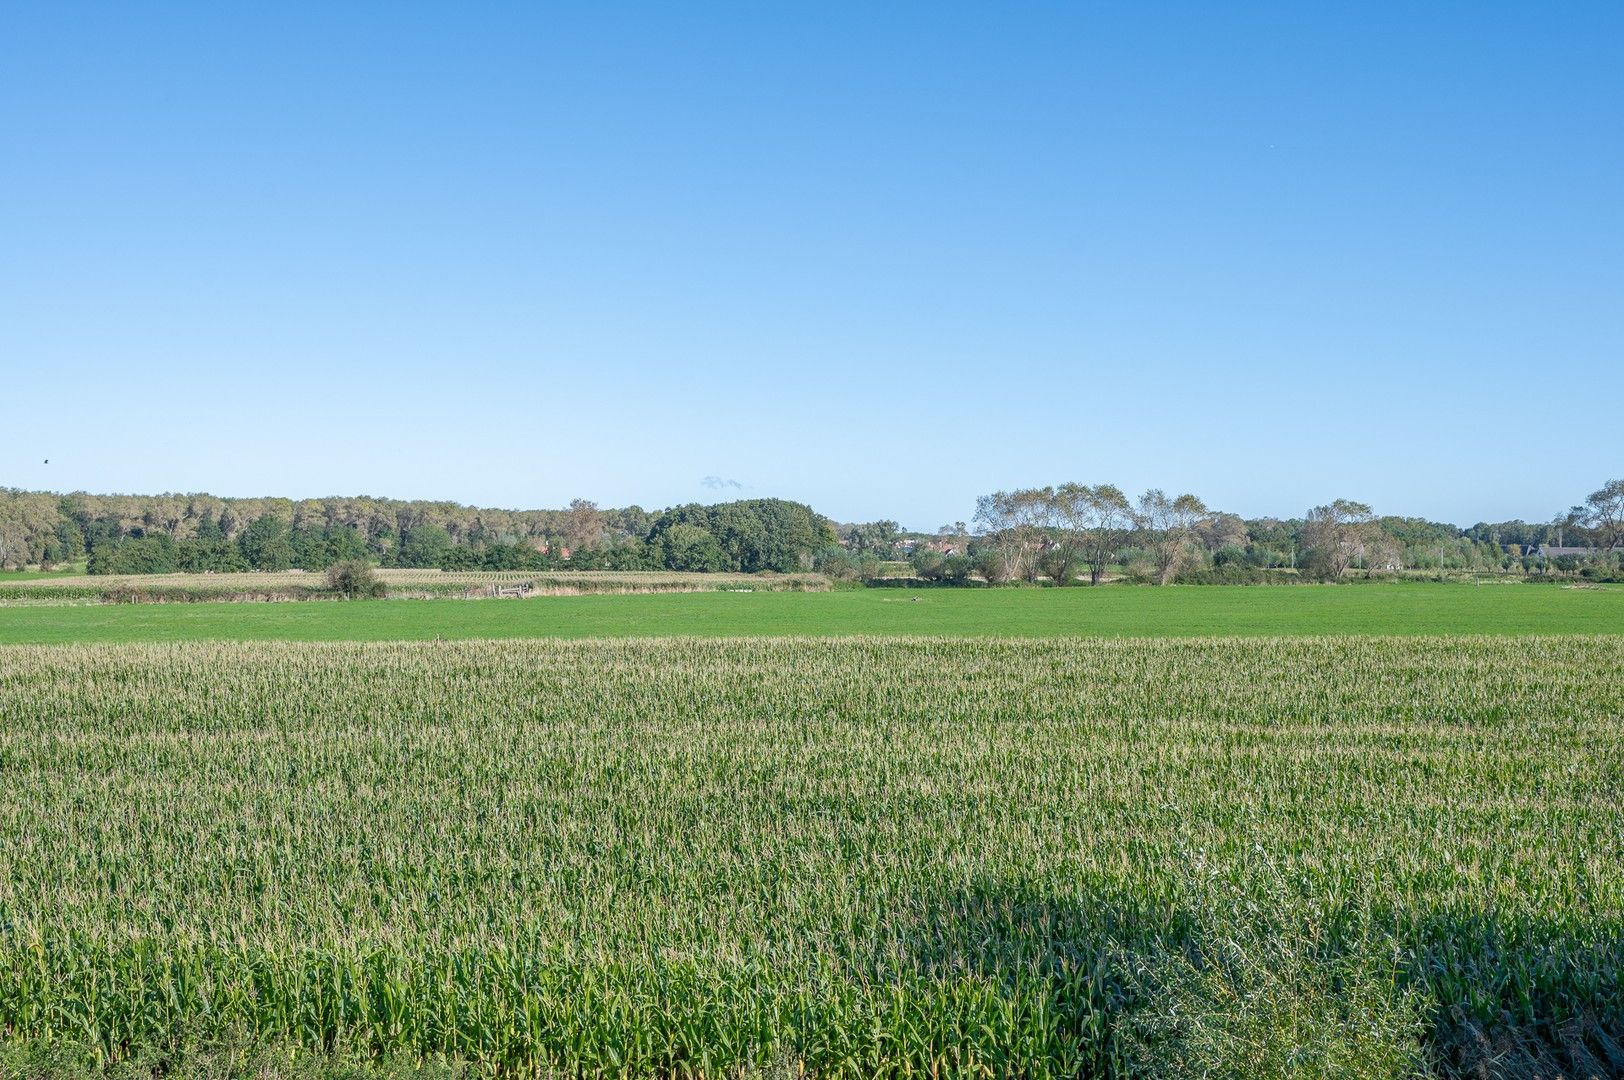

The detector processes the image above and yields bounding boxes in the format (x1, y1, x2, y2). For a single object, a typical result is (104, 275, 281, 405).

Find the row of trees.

(969, 486, 1226, 585)
(1, 480, 1618, 579)
(0, 489, 835, 577)
(955, 478, 1624, 585)
(0, 490, 650, 571)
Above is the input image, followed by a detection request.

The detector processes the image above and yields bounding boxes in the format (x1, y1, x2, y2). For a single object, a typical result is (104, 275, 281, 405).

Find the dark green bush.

(325, 560, 385, 599)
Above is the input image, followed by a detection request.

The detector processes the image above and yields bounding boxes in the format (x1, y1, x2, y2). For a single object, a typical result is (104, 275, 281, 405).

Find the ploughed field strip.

(0, 638, 1621, 1076)
(0, 569, 828, 604)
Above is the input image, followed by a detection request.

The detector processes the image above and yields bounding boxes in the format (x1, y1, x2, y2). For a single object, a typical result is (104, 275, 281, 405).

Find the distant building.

(1540, 545, 1598, 559)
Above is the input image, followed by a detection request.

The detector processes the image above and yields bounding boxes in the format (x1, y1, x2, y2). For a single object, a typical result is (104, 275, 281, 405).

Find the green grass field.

(3, 586, 1621, 1076)
(0, 582, 1619, 644)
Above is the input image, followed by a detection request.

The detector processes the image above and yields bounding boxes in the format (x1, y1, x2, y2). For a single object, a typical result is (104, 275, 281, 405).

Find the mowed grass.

(0, 582, 1619, 644)
(0, 637, 1620, 1077)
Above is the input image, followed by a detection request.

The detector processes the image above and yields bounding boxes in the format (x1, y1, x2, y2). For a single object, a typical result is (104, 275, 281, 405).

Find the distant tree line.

(2, 480, 1618, 582)
(936, 478, 1624, 585)
(0, 490, 834, 576)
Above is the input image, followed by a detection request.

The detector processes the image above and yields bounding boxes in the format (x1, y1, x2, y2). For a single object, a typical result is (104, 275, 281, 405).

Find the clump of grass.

(1114, 852, 1429, 1079)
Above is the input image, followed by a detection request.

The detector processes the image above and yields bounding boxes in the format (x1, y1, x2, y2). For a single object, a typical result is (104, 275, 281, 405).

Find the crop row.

(0, 570, 829, 605)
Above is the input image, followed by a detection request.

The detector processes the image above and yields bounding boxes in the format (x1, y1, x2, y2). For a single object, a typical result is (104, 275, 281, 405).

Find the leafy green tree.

(102, 534, 179, 574)
(236, 514, 294, 571)
(1037, 540, 1081, 585)
(814, 546, 879, 583)
(563, 498, 605, 552)
(600, 541, 657, 571)
(194, 512, 225, 542)
(909, 547, 946, 579)
(1070, 484, 1133, 585)
(1135, 489, 1211, 586)
(847, 521, 902, 558)
(437, 544, 480, 570)
(54, 519, 85, 563)
(288, 527, 330, 569)
(658, 523, 726, 572)
(973, 489, 1047, 583)
(326, 526, 369, 563)
(910, 548, 975, 584)
(394, 525, 453, 568)
(645, 499, 833, 573)
(1300, 500, 1375, 581)
(704, 503, 767, 570)
(178, 538, 247, 572)
(1586, 479, 1624, 550)
(475, 542, 529, 571)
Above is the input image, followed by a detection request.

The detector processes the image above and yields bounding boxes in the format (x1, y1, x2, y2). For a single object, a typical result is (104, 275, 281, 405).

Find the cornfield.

(0, 637, 1620, 1077)
(0, 570, 828, 606)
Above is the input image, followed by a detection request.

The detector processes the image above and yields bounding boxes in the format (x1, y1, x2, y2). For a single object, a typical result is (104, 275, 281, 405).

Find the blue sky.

(3, 4, 1619, 529)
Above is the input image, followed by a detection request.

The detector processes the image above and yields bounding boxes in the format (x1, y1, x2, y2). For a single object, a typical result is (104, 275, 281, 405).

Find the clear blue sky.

(4, 4, 1619, 529)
